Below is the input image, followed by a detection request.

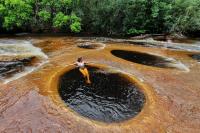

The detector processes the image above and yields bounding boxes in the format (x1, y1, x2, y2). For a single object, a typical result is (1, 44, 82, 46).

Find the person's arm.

(84, 61, 95, 65)
(74, 61, 79, 67)
(83, 61, 89, 67)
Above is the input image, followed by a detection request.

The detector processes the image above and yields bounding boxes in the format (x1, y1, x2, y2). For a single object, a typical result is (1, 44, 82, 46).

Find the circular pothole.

(77, 42, 105, 49)
(58, 66, 145, 123)
(111, 50, 181, 69)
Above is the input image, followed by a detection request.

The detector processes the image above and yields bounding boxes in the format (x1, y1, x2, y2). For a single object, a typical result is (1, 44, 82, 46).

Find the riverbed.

(0, 35, 200, 133)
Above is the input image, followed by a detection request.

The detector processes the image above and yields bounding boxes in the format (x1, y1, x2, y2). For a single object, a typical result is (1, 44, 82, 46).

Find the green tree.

(70, 13, 81, 32)
(53, 12, 70, 28)
(0, 0, 33, 30)
(38, 10, 51, 22)
(34, 0, 81, 32)
(0, 0, 199, 36)
(171, 0, 200, 34)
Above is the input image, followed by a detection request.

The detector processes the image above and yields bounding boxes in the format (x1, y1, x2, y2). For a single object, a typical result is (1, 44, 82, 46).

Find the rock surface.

(0, 36, 200, 133)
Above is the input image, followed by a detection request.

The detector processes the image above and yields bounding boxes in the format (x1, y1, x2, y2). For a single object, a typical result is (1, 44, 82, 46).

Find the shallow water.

(59, 66, 145, 123)
(0, 39, 48, 83)
(0, 35, 200, 133)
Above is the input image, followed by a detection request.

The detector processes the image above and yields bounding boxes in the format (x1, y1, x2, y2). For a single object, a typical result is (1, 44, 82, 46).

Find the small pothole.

(77, 42, 105, 49)
(190, 54, 200, 62)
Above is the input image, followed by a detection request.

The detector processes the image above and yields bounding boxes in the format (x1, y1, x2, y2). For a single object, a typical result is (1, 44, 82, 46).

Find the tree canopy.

(0, 0, 199, 36)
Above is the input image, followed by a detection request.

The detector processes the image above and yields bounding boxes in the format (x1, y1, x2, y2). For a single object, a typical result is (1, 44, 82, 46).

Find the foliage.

(38, 10, 51, 22)
(0, 0, 33, 30)
(70, 13, 81, 32)
(171, 0, 200, 34)
(0, 0, 200, 35)
(72, 0, 200, 35)
(70, 21, 81, 33)
(0, 0, 81, 32)
(127, 28, 146, 35)
(53, 12, 70, 28)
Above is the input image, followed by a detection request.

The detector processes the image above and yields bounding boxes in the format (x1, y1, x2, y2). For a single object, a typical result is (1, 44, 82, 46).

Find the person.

(75, 57, 91, 84)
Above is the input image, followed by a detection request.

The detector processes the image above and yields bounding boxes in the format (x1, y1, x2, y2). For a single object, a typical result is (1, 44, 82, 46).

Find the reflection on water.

(59, 66, 145, 123)
(0, 39, 48, 83)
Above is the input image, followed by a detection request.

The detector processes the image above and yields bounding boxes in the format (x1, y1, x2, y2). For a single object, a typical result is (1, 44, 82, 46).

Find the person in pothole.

(75, 57, 91, 84)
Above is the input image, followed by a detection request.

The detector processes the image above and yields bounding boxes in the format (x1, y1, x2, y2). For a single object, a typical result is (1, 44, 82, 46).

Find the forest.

(0, 0, 200, 36)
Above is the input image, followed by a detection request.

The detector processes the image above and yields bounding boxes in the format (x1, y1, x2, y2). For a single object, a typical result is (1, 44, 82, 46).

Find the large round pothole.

(111, 50, 186, 69)
(58, 66, 145, 123)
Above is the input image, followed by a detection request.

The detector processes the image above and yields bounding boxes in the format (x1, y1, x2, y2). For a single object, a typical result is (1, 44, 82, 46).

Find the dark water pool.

(58, 67, 145, 123)
(190, 54, 200, 62)
(111, 50, 174, 68)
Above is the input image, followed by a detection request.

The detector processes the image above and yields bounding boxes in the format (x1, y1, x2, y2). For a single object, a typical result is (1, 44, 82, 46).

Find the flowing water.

(0, 39, 48, 83)
(0, 35, 200, 133)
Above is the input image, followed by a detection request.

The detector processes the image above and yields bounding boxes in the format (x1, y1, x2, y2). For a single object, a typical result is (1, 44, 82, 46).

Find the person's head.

(77, 57, 83, 62)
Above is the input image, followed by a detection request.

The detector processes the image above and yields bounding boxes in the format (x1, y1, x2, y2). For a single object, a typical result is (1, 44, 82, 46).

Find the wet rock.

(0, 57, 35, 77)
(131, 34, 152, 40)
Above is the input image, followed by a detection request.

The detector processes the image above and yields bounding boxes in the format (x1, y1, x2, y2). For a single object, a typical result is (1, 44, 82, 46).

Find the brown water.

(0, 35, 200, 133)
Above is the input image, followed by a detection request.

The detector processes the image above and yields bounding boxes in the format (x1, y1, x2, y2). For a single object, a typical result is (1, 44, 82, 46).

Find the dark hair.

(77, 57, 83, 62)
